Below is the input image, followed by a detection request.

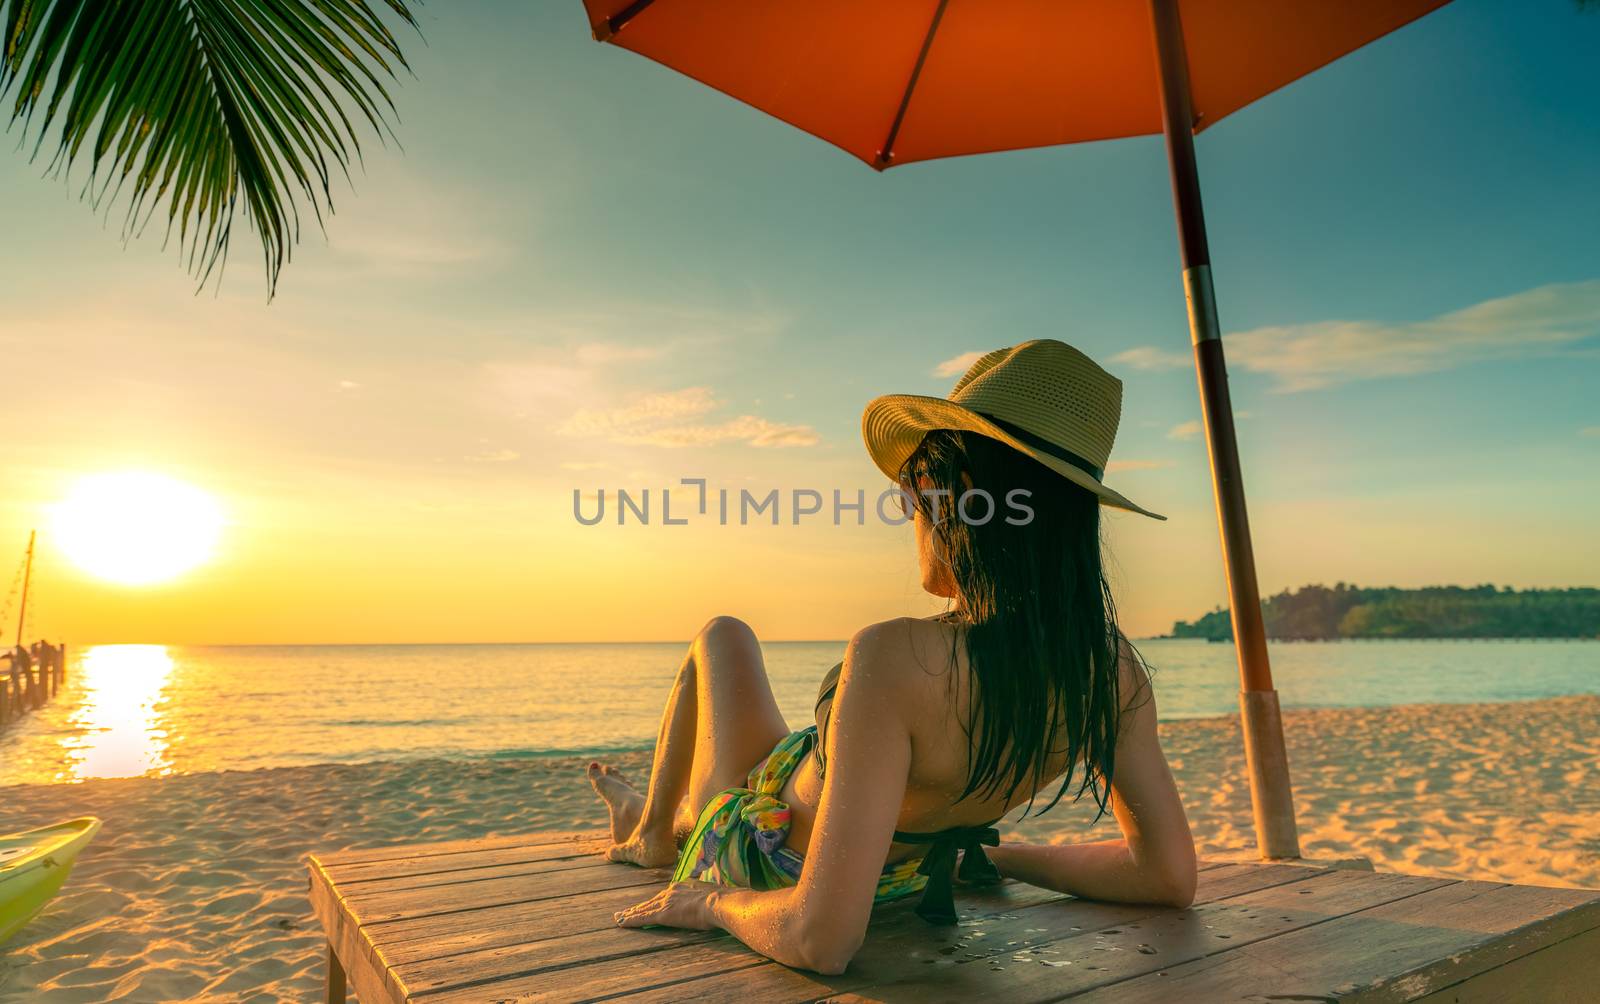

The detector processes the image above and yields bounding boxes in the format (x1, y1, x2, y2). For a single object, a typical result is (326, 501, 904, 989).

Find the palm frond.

(0, 0, 419, 297)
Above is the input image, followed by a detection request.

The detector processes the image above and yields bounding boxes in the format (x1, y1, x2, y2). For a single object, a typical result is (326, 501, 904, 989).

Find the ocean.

(1, 638, 1595, 786)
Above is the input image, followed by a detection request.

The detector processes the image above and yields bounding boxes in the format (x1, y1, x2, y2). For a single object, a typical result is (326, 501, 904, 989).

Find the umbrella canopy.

(582, 0, 1456, 861)
(584, 0, 1448, 169)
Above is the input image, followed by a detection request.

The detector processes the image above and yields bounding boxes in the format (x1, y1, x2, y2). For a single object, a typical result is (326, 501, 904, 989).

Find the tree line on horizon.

(1167, 583, 1600, 641)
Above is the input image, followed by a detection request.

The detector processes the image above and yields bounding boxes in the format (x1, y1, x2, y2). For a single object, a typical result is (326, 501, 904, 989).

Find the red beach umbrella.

(582, 0, 1454, 860)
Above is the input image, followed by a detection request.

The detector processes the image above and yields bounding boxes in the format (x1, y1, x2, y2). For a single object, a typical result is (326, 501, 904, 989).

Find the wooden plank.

(391, 866, 1237, 998)
(538, 862, 1338, 1003)
(313, 860, 647, 1002)
(393, 874, 1073, 997)
(311, 829, 627, 1002)
(425, 937, 770, 1003)
(321, 851, 1281, 1003)
(1353, 883, 1600, 1003)
(309, 856, 407, 1004)
(364, 876, 674, 962)
(1410, 925, 1600, 1004)
(1094, 878, 1600, 1003)
(311, 854, 641, 1003)
(314, 829, 604, 868)
(323, 837, 609, 887)
(396, 858, 1231, 991)
(409, 886, 1066, 1003)
(396, 869, 1273, 997)
(346, 863, 668, 926)
(322, 823, 1595, 1004)
(828, 868, 1451, 1004)
(339, 856, 615, 899)
(397, 926, 728, 998)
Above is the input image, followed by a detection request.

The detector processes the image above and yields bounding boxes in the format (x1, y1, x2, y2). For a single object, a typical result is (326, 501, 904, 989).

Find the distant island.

(1166, 584, 1600, 641)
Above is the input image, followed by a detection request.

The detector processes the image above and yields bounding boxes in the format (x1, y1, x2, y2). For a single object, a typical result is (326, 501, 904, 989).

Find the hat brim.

(862, 394, 1166, 521)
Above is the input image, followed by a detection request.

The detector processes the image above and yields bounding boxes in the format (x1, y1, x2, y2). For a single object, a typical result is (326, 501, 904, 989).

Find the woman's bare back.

(780, 615, 1084, 864)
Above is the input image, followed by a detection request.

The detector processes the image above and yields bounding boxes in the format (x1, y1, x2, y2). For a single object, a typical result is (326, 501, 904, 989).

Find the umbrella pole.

(1149, 0, 1301, 860)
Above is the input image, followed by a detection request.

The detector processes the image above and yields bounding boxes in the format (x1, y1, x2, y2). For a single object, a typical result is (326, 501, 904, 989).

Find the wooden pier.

(2, 530, 66, 731)
(0, 644, 66, 730)
(308, 829, 1600, 1003)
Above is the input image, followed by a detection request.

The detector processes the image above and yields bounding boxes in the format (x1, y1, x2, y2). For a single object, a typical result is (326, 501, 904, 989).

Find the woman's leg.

(588, 616, 790, 866)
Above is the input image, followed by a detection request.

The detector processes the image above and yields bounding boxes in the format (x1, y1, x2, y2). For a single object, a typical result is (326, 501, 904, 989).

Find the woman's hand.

(614, 880, 720, 930)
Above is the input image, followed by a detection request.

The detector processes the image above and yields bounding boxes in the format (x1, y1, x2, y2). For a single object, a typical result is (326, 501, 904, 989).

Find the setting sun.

(51, 472, 224, 587)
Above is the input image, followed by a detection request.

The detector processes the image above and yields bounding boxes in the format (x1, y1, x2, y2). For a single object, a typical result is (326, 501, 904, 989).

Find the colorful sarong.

(671, 726, 929, 902)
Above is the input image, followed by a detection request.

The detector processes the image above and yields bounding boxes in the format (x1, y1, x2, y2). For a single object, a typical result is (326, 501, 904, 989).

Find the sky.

(0, 0, 1596, 645)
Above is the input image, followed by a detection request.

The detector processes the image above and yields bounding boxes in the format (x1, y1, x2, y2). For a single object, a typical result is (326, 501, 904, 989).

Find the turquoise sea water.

(1, 639, 1594, 786)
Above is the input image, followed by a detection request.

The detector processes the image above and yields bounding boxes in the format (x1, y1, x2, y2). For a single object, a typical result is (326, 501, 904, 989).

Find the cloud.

(480, 303, 792, 419)
(1167, 420, 1202, 441)
(560, 461, 612, 471)
(1107, 280, 1600, 393)
(627, 416, 820, 448)
(1106, 459, 1174, 472)
(1228, 280, 1600, 392)
(563, 387, 719, 433)
(1111, 346, 1189, 371)
(933, 351, 984, 378)
(1582, 426, 1600, 439)
(559, 387, 819, 449)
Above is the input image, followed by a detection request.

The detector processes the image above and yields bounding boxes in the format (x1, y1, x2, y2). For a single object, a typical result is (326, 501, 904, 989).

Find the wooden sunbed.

(307, 829, 1600, 1002)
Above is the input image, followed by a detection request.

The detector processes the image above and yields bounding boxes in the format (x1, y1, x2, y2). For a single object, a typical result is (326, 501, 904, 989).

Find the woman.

(586, 339, 1196, 975)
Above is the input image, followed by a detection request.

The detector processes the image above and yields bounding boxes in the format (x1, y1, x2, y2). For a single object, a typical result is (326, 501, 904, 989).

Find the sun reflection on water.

(60, 644, 175, 781)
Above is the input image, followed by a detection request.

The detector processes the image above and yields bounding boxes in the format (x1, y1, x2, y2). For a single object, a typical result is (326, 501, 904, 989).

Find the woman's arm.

(986, 641, 1197, 907)
(705, 622, 912, 974)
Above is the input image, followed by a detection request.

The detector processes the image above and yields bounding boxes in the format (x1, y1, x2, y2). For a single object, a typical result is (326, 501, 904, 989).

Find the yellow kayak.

(0, 817, 101, 945)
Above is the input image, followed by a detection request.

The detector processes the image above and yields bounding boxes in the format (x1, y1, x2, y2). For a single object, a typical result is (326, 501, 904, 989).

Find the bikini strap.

(891, 823, 1003, 925)
(814, 661, 842, 711)
(813, 662, 844, 777)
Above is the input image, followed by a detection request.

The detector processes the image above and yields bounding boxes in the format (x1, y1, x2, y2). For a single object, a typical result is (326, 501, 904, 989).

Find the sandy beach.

(2, 693, 1596, 1002)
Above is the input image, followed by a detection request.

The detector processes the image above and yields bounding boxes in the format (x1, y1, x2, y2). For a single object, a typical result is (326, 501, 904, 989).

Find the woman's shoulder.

(849, 614, 959, 649)
(840, 616, 962, 689)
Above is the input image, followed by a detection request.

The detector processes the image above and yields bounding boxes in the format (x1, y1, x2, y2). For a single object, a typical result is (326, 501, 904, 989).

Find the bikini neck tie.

(895, 824, 1002, 925)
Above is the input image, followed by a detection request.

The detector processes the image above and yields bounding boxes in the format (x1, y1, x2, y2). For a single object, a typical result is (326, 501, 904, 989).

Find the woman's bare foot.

(587, 762, 677, 868)
(604, 829, 678, 869)
(587, 762, 644, 842)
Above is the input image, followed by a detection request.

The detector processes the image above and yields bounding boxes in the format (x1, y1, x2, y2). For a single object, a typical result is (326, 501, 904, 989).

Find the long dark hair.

(899, 429, 1149, 821)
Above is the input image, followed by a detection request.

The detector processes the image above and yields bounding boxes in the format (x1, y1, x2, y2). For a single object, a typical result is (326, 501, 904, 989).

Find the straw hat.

(861, 339, 1165, 520)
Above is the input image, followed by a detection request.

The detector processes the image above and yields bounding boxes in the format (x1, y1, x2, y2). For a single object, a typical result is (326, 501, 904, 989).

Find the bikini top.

(814, 662, 1002, 925)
